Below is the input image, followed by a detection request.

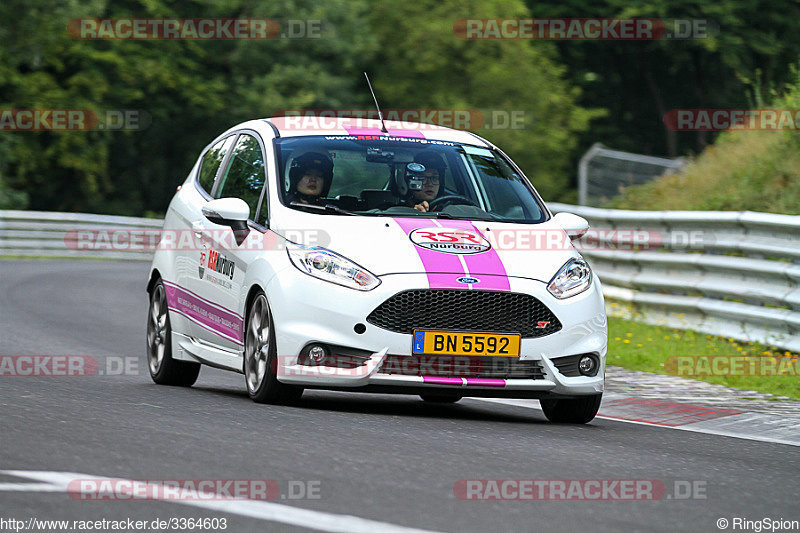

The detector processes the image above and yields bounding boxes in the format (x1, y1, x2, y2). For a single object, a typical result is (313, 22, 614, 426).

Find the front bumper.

(266, 270, 607, 398)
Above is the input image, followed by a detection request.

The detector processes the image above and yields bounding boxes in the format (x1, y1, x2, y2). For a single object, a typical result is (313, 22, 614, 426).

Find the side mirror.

(552, 212, 589, 239)
(202, 198, 250, 232)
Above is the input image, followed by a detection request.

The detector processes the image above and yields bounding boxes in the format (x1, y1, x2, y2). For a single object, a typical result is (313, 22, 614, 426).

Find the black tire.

(244, 292, 303, 404)
(540, 394, 602, 424)
(420, 394, 462, 404)
(147, 280, 201, 386)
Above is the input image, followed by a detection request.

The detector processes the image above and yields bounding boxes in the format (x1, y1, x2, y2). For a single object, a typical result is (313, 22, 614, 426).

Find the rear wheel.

(244, 292, 303, 404)
(147, 280, 200, 386)
(540, 394, 602, 424)
(420, 394, 462, 404)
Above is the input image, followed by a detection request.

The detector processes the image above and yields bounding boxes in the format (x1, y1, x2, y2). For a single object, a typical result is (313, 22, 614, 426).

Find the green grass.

(608, 317, 800, 400)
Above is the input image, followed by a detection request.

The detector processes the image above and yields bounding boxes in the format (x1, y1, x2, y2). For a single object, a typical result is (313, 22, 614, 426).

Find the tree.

(365, 0, 599, 200)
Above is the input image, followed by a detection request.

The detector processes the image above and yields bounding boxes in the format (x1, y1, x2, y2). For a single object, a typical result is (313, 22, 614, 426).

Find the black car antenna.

(364, 72, 388, 133)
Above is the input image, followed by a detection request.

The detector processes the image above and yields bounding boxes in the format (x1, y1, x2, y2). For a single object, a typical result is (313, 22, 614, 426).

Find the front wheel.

(244, 292, 303, 404)
(540, 394, 602, 424)
(147, 280, 200, 386)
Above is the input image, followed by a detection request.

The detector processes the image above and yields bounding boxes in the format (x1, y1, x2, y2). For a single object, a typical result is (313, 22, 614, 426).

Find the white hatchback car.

(146, 117, 607, 423)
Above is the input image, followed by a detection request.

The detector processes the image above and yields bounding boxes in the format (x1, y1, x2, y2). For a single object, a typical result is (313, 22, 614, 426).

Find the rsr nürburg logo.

(409, 227, 491, 254)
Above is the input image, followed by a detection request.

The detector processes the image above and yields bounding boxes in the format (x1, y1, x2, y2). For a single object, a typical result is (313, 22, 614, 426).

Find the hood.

(272, 210, 580, 285)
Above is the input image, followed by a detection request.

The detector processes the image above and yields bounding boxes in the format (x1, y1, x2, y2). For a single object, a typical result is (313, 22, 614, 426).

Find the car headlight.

(547, 258, 592, 299)
(286, 242, 381, 291)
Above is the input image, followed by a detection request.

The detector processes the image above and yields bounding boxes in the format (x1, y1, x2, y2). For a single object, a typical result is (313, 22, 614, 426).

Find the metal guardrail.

(578, 143, 685, 206)
(0, 210, 161, 261)
(3, 207, 799, 351)
(549, 203, 800, 352)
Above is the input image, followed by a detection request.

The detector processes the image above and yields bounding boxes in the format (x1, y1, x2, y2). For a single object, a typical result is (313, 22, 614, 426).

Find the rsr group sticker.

(409, 227, 491, 254)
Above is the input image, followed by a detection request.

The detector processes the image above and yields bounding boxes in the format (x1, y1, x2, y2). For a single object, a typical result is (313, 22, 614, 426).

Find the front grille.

(378, 355, 545, 379)
(366, 289, 561, 338)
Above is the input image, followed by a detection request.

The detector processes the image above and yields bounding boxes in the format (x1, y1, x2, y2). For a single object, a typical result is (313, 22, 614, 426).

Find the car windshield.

(275, 135, 547, 223)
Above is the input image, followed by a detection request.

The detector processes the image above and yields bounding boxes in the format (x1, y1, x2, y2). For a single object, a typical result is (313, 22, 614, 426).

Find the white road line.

(0, 482, 63, 492)
(0, 470, 441, 533)
(470, 398, 800, 447)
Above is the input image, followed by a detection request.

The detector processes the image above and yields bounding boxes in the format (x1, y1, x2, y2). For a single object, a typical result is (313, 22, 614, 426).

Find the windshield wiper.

(289, 201, 359, 216)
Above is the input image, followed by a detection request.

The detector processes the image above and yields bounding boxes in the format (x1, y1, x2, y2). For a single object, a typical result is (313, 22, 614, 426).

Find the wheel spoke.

(259, 327, 269, 346)
(256, 351, 266, 381)
(249, 318, 259, 341)
(153, 293, 162, 316)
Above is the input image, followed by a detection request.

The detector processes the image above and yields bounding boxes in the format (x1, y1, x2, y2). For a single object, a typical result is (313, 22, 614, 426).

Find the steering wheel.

(428, 195, 480, 211)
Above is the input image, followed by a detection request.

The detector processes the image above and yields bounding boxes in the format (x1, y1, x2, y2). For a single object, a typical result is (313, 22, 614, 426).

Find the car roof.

(263, 116, 491, 147)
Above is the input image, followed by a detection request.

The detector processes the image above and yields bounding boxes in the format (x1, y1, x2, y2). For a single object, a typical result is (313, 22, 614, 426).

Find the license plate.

(412, 330, 521, 357)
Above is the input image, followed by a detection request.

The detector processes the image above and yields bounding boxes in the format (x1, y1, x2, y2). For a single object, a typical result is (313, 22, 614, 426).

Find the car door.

(192, 131, 270, 350)
(171, 133, 237, 342)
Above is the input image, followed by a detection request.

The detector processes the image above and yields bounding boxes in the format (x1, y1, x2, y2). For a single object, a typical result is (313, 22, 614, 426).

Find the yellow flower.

(626, 333, 633, 337)
(615, 337, 621, 341)
(624, 340, 630, 344)
(636, 344, 642, 347)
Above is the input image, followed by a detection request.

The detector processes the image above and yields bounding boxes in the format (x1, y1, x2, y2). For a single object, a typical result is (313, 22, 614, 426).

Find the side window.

(215, 134, 267, 221)
(197, 136, 235, 194)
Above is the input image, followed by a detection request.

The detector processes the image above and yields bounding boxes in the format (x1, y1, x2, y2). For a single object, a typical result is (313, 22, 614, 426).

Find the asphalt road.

(0, 260, 798, 533)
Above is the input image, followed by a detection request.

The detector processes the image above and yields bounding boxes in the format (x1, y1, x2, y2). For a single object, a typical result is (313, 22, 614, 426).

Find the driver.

(286, 152, 334, 205)
(407, 151, 445, 212)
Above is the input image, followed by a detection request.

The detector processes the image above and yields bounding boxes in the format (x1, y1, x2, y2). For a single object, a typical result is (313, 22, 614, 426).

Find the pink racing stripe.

(426, 273, 476, 289)
(422, 377, 464, 386)
(163, 282, 244, 345)
(344, 126, 425, 138)
(394, 218, 467, 288)
(163, 280, 243, 319)
(464, 378, 505, 387)
(442, 220, 510, 291)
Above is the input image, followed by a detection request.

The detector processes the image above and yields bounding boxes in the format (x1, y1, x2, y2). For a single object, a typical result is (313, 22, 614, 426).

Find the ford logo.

(457, 276, 480, 284)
